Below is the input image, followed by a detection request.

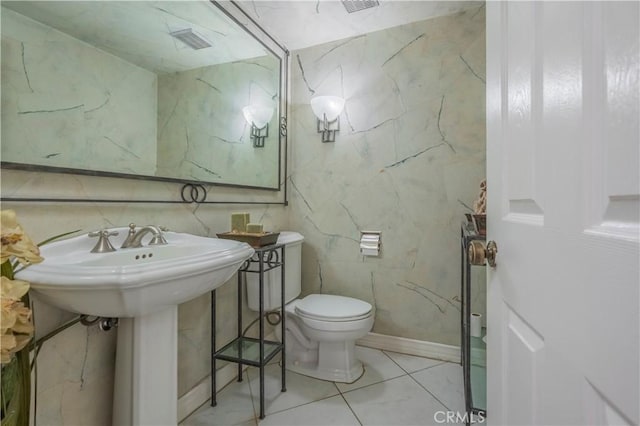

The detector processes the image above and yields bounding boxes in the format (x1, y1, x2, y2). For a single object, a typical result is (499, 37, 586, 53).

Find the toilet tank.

(246, 231, 304, 312)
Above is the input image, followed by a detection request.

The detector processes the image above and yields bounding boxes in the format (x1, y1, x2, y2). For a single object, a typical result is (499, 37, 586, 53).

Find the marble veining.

(156, 55, 280, 187)
(370, 272, 379, 312)
(304, 216, 360, 244)
(296, 54, 316, 95)
(314, 35, 366, 64)
(186, 160, 222, 179)
(459, 55, 486, 83)
(458, 199, 474, 211)
(290, 178, 314, 212)
(384, 141, 450, 169)
(17, 103, 85, 115)
(103, 136, 142, 159)
(3, 4, 283, 189)
(396, 281, 461, 314)
(79, 329, 90, 389)
(2, 8, 158, 176)
(436, 96, 457, 153)
(317, 260, 325, 294)
(382, 33, 426, 67)
(21, 42, 33, 92)
(340, 202, 361, 230)
(289, 8, 486, 345)
(196, 77, 222, 93)
(84, 92, 111, 114)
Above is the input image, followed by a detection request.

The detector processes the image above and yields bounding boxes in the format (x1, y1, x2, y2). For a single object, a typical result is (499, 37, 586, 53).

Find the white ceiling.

(235, 0, 483, 51)
(2, 0, 482, 73)
(2, 1, 269, 74)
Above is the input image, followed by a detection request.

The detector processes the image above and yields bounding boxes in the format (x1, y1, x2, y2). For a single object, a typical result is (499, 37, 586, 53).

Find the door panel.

(505, 306, 544, 426)
(487, 2, 639, 425)
(584, 2, 640, 241)
(505, 1, 545, 224)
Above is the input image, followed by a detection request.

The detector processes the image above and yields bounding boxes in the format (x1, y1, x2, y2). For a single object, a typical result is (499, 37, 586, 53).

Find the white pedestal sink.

(17, 228, 254, 425)
(113, 307, 179, 425)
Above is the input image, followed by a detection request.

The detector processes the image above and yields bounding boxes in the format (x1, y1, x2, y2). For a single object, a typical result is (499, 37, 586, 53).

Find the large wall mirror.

(1, 1, 286, 190)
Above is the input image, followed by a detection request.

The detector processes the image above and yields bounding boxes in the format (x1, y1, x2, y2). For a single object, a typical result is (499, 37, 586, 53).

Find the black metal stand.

(211, 243, 286, 419)
(460, 220, 487, 425)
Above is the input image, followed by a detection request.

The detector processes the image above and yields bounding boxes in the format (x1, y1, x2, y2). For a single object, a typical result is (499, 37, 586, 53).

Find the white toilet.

(246, 232, 374, 383)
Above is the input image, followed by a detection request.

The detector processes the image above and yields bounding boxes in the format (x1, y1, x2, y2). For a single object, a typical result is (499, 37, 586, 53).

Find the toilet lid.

(295, 294, 372, 322)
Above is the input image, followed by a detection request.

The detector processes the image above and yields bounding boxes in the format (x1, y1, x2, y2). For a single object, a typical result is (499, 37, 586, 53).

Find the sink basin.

(17, 226, 255, 425)
(16, 227, 255, 317)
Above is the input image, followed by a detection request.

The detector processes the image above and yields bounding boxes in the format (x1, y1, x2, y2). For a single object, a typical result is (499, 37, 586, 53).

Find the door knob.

(468, 240, 498, 267)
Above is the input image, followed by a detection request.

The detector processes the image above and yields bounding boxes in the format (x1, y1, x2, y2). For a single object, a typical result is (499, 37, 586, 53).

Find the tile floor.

(182, 346, 472, 426)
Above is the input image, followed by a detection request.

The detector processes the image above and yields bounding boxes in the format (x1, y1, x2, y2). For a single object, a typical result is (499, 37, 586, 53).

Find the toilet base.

(285, 340, 365, 384)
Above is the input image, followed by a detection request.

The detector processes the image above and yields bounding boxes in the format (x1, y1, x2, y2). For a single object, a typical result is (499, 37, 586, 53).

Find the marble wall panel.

(157, 56, 280, 187)
(1, 8, 157, 175)
(288, 6, 486, 346)
(33, 320, 117, 425)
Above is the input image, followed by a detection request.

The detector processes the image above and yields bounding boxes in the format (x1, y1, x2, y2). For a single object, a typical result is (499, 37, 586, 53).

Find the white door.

(486, 2, 639, 425)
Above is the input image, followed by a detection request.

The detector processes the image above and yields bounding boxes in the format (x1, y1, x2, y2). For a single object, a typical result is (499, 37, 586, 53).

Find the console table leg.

(259, 364, 265, 419)
(211, 290, 217, 407)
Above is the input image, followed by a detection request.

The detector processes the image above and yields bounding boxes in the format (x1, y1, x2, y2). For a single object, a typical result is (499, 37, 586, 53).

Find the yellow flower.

(1, 333, 31, 364)
(0, 276, 34, 364)
(1, 209, 43, 266)
(0, 275, 30, 300)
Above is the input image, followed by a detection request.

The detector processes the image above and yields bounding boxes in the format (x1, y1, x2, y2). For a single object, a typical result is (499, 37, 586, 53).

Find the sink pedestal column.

(113, 306, 178, 425)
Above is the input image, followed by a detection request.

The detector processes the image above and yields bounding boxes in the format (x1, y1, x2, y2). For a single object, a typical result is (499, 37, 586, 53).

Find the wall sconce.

(242, 105, 274, 148)
(310, 96, 345, 143)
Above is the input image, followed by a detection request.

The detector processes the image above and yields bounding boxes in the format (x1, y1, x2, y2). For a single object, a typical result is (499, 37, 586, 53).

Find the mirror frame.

(0, 0, 289, 192)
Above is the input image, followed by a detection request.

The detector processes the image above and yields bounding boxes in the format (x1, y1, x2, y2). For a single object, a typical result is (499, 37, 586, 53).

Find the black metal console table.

(211, 243, 286, 419)
(460, 220, 487, 424)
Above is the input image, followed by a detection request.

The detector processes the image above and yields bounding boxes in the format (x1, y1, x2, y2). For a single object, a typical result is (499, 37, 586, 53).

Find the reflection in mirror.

(1, 1, 284, 190)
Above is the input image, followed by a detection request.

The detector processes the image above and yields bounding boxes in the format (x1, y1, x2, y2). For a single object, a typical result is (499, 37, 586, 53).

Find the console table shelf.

(460, 219, 487, 425)
(211, 243, 286, 419)
(214, 336, 283, 367)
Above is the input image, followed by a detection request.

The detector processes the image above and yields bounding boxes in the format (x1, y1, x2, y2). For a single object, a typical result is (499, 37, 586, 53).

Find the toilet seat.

(295, 294, 372, 322)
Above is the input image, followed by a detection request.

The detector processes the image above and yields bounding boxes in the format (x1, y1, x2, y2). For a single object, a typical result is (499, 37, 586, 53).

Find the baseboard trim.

(178, 362, 241, 422)
(356, 332, 461, 363)
(178, 332, 276, 422)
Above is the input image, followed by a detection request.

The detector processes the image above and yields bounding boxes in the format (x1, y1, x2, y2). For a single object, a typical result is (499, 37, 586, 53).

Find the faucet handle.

(88, 229, 119, 238)
(89, 229, 119, 253)
(149, 227, 168, 246)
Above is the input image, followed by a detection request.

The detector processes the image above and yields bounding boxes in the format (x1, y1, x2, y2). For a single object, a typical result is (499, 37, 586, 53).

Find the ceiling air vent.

(341, 0, 380, 14)
(170, 28, 211, 50)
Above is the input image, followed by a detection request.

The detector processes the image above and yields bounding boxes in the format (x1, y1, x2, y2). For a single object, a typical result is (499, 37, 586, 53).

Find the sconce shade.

(243, 104, 274, 148)
(310, 96, 344, 142)
(310, 96, 345, 122)
(242, 105, 274, 129)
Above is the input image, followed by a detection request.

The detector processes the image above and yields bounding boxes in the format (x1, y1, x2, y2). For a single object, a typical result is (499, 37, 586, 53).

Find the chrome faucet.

(122, 224, 168, 248)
